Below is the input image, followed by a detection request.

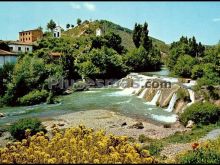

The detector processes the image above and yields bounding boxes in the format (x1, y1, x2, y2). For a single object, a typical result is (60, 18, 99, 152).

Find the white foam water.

(150, 114, 178, 123)
(138, 88, 148, 98)
(165, 93, 177, 112)
(187, 89, 195, 106)
(146, 90, 161, 105)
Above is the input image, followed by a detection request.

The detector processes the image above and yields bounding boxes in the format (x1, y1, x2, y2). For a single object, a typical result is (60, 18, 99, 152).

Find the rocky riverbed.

(42, 109, 188, 139)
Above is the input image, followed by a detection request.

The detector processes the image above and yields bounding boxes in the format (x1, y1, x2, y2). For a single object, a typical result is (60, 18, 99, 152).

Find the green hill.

(62, 19, 169, 53)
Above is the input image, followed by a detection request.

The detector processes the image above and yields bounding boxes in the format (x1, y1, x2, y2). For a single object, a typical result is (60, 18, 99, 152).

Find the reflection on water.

(140, 65, 170, 77)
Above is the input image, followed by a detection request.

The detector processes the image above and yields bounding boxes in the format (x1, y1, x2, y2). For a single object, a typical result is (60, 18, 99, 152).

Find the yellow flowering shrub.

(0, 125, 156, 164)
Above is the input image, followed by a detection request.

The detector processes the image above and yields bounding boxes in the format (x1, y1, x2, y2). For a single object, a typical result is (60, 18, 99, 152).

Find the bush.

(2, 125, 156, 164)
(180, 102, 220, 125)
(177, 137, 220, 164)
(19, 89, 49, 105)
(176, 88, 190, 101)
(142, 142, 164, 156)
(9, 118, 46, 141)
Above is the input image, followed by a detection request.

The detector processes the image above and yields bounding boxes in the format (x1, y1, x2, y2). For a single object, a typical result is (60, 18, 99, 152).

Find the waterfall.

(165, 93, 177, 112)
(146, 90, 161, 105)
(187, 89, 195, 106)
(138, 88, 148, 98)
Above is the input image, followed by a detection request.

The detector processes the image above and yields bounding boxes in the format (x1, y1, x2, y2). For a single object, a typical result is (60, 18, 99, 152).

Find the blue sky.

(0, 1, 220, 45)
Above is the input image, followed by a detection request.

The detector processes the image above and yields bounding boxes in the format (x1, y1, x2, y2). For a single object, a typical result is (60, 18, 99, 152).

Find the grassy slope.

(62, 19, 170, 53)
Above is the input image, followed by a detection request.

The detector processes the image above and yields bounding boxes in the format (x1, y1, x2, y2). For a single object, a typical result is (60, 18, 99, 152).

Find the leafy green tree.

(77, 18, 82, 26)
(140, 22, 152, 51)
(124, 46, 161, 72)
(0, 63, 14, 96)
(60, 49, 80, 84)
(0, 42, 10, 51)
(66, 24, 70, 29)
(71, 24, 74, 28)
(37, 26, 43, 31)
(173, 54, 196, 77)
(192, 64, 204, 79)
(104, 32, 125, 54)
(47, 19, 56, 32)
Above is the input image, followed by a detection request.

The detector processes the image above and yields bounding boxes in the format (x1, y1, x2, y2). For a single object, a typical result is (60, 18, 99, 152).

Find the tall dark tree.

(47, 19, 56, 32)
(140, 22, 152, 51)
(132, 23, 142, 48)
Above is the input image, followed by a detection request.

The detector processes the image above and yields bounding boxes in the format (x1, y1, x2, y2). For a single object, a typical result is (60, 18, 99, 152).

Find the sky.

(0, 1, 220, 45)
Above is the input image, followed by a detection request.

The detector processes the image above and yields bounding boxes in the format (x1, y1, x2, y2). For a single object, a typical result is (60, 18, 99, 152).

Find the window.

(29, 37, 30, 40)
(26, 47, 29, 51)
(18, 47, 21, 51)
(57, 32, 60, 37)
(9, 47, 13, 51)
(54, 33, 56, 37)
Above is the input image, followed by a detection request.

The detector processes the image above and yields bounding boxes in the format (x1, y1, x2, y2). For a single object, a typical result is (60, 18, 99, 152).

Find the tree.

(124, 46, 161, 72)
(104, 32, 125, 54)
(77, 18, 82, 26)
(66, 24, 70, 29)
(47, 19, 56, 32)
(0, 42, 10, 51)
(37, 26, 43, 31)
(140, 22, 152, 51)
(132, 23, 142, 48)
(173, 54, 196, 78)
(71, 24, 74, 28)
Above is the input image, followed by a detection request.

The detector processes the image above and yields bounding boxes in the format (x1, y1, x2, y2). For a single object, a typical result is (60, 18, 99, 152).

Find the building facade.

(0, 49, 17, 68)
(53, 26, 62, 38)
(19, 29, 43, 43)
(96, 28, 102, 36)
(8, 41, 33, 53)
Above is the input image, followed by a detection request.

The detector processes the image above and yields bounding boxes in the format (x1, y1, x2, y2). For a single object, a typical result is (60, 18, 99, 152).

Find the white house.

(53, 26, 62, 38)
(96, 28, 102, 36)
(8, 41, 33, 53)
(0, 49, 18, 68)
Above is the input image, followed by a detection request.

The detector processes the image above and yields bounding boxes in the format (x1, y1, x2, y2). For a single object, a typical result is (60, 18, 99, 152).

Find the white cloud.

(83, 2, 96, 11)
(212, 18, 220, 22)
(70, 2, 81, 10)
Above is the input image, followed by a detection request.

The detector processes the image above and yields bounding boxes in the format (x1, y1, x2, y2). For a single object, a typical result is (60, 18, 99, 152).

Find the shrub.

(19, 89, 49, 105)
(142, 142, 164, 156)
(176, 137, 220, 164)
(139, 134, 147, 143)
(9, 118, 46, 141)
(180, 102, 220, 125)
(1, 125, 156, 164)
(176, 88, 190, 101)
(138, 134, 152, 143)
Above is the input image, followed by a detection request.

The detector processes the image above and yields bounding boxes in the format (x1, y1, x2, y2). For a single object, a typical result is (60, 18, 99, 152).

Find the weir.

(146, 90, 161, 105)
(165, 93, 177, 112)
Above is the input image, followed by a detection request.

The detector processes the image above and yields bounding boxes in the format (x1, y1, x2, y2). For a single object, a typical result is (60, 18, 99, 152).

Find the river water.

(0, 67, 178, 126)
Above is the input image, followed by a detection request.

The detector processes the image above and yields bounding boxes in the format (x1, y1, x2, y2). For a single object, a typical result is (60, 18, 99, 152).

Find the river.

(0, 67, 178, 126)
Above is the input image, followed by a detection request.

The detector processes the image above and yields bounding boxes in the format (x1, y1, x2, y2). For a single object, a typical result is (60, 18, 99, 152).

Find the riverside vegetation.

(0, 19, 220, 164)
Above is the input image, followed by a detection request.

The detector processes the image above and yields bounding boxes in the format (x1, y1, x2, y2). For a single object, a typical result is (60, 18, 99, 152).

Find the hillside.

(62, 20, 169, 53)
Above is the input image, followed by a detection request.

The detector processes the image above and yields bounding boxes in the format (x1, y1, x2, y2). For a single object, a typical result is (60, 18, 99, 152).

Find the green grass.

(138, 122, 220, 157)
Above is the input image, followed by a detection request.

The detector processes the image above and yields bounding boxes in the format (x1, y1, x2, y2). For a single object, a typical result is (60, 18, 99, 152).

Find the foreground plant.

(176, 137, 220, 164)
(0, 125, 156, 164)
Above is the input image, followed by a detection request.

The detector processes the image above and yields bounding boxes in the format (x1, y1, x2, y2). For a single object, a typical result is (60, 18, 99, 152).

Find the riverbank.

(42, 109, 188, 140)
